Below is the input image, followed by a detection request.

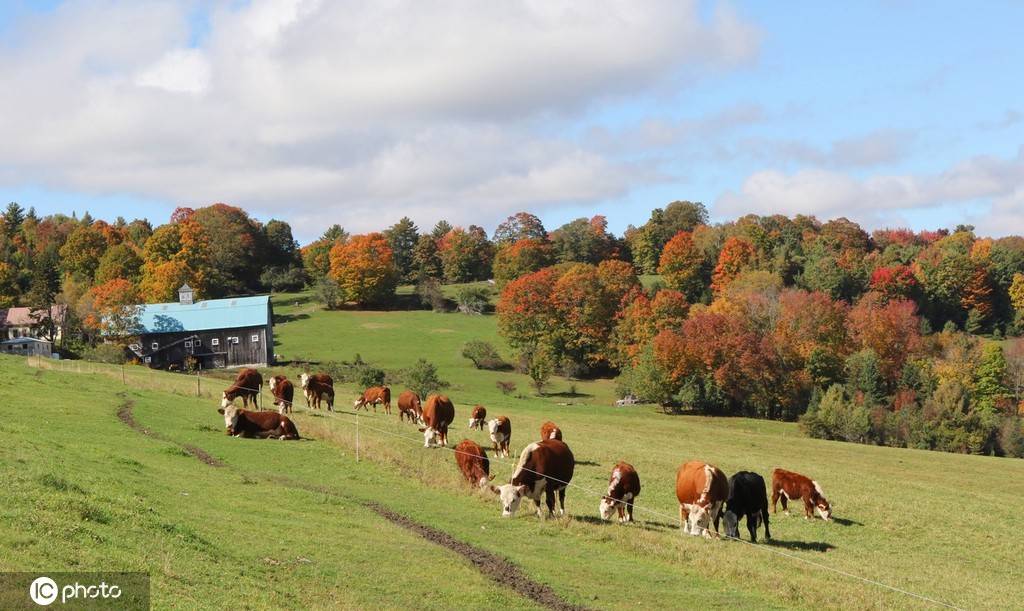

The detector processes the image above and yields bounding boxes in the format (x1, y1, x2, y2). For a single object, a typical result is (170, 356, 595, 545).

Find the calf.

(419, 395, 455, 447)
(771, 468, 832, 521)
(354, 386, 391, 414)
(299, 373, 334, 411)
(539, 421, 562, 441)
(488, 416, 512, 458)
(491, 439, 574, 519)
(599, 461, 641, 523)
(675, 460, 729, 538)
(222, 368, 263, 410)
(468, 405, 487, 430)
(454, 439, 491, 488)
(268, 375, 294, 414)
(397, 390, 423, 423)
(217, 405, 299, 440)
(724, 471, 771, 542)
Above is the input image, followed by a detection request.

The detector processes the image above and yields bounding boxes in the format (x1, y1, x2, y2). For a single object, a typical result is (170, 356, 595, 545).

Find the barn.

(129, 285, 274, 370)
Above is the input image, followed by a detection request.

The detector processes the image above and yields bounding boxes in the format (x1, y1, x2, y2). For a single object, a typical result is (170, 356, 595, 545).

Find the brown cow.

(354, 386, 391, 414)
(675, 460, 729, 538)
(222, 368, 263, 410)
(468, 405, 486, 430)
(539, 421, 562, 441)
(492, 439, 574, 519)
(217, 405, 299, 440)
(600, 461, 641, 523)
(268, 375, 294, 414)
(419, 395, 455, 447)
(299, 372, 334, 411)
(771, 468, 832, 521)
(488, 416, 512, 458)
(454, 439, 491, 488)
(397, 390, 423, 423)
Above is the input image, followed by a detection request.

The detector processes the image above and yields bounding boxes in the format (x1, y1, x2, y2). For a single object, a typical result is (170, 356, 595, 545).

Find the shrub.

(525, 348, 554, 395)
(496, 380, 516, 395)
(356, 366, 386, 389)
(84, 343, 128, 364)
(402, 358, 448, 398)
(461, 340, 508, 370)
(416, 278, 448, 312)
(615, 344, 674, 408)
(314, 277, 343, 310)
(455, 285, 491, 314)
(260, 265, 307, 292)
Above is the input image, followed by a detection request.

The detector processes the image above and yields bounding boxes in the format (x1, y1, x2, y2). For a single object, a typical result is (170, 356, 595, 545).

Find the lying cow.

(491, 439, 574, 519)
(599, 461, 641, 523)
(676, 460, 729, 538)
(222, 368, 263, 410)
(724, 471, 771, 542)
(488, 416, 511, 458)
(268, 375, 294, 414)
(468, 405, 486, 430)
(454, 439, 491, 488)
(771, 468, 832, 521)
(419, 394, 455, 447)
(354, 386, 391, 414)
(217, 405, 299, 440)
(397, 390, 423, 423)
(539, 421, 562, 441)
(299, 373, 334, 411)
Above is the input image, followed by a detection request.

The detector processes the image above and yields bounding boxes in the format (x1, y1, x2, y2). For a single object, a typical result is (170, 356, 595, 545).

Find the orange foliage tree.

(328, 233, 399, 306)
(711, 236, 755, 294)
(83, 278, 143, 337)
(847, 292, 922, 384)
(658, 230, 705, 300)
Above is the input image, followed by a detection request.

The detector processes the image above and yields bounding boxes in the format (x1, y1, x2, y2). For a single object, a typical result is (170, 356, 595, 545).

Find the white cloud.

(0, 0, 759, 237)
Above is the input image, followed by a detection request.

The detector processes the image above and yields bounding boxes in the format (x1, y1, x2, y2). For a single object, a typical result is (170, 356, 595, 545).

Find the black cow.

(723, 471, 771, 542)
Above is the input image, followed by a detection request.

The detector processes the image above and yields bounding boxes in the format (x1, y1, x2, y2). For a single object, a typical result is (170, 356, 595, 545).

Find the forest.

(3, 199, 1023, 457)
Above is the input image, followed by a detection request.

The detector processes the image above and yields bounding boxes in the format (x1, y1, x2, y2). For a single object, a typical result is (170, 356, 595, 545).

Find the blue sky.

(0, 1, 1021, 242)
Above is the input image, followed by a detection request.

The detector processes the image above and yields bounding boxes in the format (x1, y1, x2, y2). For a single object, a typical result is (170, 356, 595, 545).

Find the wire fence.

(24, 354, 963, 610)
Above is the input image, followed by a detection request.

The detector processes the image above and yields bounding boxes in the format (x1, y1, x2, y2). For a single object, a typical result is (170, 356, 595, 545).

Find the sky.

(0, 0, 1022, 243)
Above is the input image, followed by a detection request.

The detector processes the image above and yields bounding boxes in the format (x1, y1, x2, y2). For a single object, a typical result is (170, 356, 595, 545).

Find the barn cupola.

(178, 284, 194, 305)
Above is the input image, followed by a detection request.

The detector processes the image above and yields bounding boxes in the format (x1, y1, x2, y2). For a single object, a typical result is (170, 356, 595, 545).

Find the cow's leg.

(747, 513, 757, 543)
(626, 500, 634, 523)
(803, 497, 814, 520)
(545, 488, 556, 517)
(557, 487, 566, 516)
(679, 504, 689, 532)
(710, 501, 722, 537)
(779, 492, 789, 514)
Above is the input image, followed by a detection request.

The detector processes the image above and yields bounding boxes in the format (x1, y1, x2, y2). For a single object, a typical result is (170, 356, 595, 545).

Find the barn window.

(231, 337, 240, 344)
(211, 338, 220, 347)
(193, 338, 201, 346)
(144, 357, 151, 363)
(184, 340, 193, 348)
(151, 342, 159, 350)
(251, 334, 259, 343)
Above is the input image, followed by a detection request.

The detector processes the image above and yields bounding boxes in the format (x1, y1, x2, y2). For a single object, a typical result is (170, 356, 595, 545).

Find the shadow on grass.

(546, 390, 594, 399)
(575, 460, 601, 467)
(573, 514, 679, 532)
(830, 517, 863, 527)
(764, 539, 836, 552)
(274, 313, 311, 324)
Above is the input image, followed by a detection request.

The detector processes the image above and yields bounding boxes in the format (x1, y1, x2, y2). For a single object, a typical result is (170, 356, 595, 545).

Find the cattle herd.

(217, 368, 834, 539)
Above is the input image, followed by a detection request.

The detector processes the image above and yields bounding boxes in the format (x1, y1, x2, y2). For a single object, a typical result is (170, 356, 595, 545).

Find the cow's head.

(685, 503, 713, 537)
(812, 482, 832, 521)
(299, 373, 310, 389)
(487, 418, 500, 435)
(220, 391, 234, 409)
(217, 405, 241, 435)
(353, 398, 363, 408)
(491, 483, 528, 517)
(269, 376, 279, 391)
(722, 510, 740, 539)
(599, 496, 617, 521)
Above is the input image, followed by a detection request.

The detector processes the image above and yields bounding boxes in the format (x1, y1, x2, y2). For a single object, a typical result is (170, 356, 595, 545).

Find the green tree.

(526, 347, 555, 395)
(403, 358, 447, 398)
(974, 343, 1011, 414)
(384, 217, 420, 281)
(95, 243, 143, 283)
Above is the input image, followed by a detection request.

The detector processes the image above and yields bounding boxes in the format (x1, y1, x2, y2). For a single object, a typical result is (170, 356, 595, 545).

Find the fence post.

(197, 369, 201, 397)
(356, 413, 360, 462)
(121, 363, 125, 385)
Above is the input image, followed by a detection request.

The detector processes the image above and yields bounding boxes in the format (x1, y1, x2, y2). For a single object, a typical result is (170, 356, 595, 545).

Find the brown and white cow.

(539, 421, 562, 441)
(600, 461, 641, 523)
(771, 468, 832, 521)
(397, 390, 423, 423)
(299, 373, 334, 411)
(491, 439, 574, 519)
(354, 386, 391, 414)
(268, 375, 294, 414)
(419, 395, 455, 447)
(222, 368, 263, 410)
(454, 439, 492, 488)
(488, 416, 511, 458)
(675, 460, 729, 538)
(468, 405, 487, 430)
(217, 405, 299, 440)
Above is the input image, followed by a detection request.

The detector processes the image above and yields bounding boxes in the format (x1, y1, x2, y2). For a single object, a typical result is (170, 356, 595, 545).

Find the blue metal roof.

(137, 295, 270, 334)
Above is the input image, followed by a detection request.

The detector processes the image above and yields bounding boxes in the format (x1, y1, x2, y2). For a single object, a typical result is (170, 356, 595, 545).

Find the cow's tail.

(761, 491, 771, 539)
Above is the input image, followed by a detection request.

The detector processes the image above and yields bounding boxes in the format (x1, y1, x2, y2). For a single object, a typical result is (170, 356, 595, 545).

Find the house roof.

(137, 295, 271, 334)
(1, 336, 51, 344)
(0, 305, 66, 327)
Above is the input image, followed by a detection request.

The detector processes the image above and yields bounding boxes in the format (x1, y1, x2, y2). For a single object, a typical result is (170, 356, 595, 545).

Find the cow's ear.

(515, 484, 529, 495)
(418, 427, 426, 433)
(217, 408, 225, 415)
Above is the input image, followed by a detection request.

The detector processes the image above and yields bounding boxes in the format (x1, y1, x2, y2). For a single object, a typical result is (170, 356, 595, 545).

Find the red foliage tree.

(869, 265, 920, 302)
(847, 292, 922, 383)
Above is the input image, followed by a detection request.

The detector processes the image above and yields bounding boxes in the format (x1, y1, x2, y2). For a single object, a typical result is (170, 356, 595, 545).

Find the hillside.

(3, 298, 1023, 609)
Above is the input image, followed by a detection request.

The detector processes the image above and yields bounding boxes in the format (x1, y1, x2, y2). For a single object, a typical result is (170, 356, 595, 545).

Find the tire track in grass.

(117, 401, 585, 610)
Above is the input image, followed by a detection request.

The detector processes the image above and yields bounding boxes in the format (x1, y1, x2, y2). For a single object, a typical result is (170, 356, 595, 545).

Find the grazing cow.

(539, 421, 562, 441)
(491, 439, 575, 519)
(724, 471, 771, 542)
(217, 405, 299, 440)
(397, 390, 423, 423)
(771, 468, 832, 521)
(299, 373, 334, 411)
(268, 375, 295, 414)
(354, 386, 391, 414)
(454, 439, 491, 488)
(675, 460, 729, 538)
(468, 405, 487, 430)
(222, 368, 263, 410)
(488, 416, 512, 458)
(599, 462, 641, 523)
(419, 395, 455, 447)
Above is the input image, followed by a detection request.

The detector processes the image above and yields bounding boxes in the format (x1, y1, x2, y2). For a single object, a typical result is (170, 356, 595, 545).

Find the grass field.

(3, 291, 1024, 609)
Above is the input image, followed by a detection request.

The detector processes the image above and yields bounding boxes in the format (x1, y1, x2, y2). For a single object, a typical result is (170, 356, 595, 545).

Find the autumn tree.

(492, 238, 553, 287)
(302, 225, 348, 280)
(658, 230, 705, 300)
(711, 236, 756, 294)
(493, 212, 547, 246)
(83, 278, 143, 338)
(190, 204, 264, 295)
(438, 226, 494, 283)
(869, 265, 919, 302)
(626, 201, 708, 273)
(328, 233, 399, 306)
(138, 221, 212, 302)
(847, 292, 921, 385)
(59, 224, 107, 280)
(95, 243, 143, 284)
(550, 216, 617, 265)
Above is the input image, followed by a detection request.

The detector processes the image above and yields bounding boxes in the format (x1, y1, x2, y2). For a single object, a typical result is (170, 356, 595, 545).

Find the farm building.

(0, 305, 66, 342)
(129, 285, 274, 370)
(1, 336, 55, 357)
